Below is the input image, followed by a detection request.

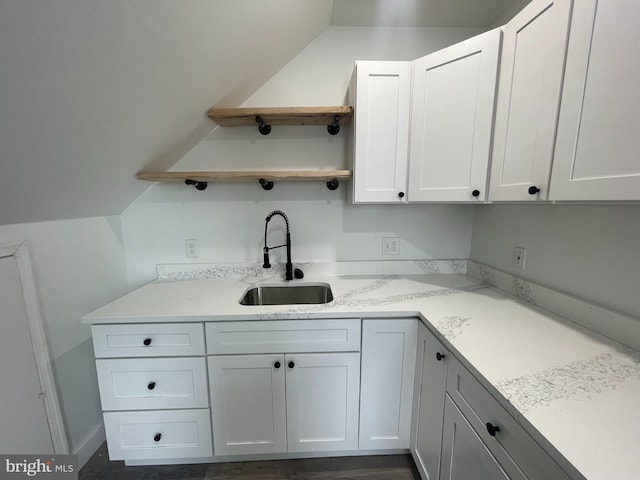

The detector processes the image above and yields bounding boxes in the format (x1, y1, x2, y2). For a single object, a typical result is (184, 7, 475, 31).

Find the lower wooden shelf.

(137, 170, 352, 191)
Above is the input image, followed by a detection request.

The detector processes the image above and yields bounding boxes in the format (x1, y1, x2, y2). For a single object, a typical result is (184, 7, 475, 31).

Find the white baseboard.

(72, 421, 105, 469)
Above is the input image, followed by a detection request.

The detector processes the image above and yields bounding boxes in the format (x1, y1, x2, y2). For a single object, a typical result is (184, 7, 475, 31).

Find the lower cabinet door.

(440, 396, 511, 480)
(411, 324, 448, 480)
(103, 409, 212, 460)
(208, 354, 286, 456)
(285, 353, 360, 453)
(360, 318, 417, 450)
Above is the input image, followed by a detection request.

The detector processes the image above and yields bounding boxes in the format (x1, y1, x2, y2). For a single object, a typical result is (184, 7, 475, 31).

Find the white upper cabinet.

(349, 61, 412, 203)
(408, 29, 501, 202)
(550, 0, 640, 201)
(489, 0, 573, 201)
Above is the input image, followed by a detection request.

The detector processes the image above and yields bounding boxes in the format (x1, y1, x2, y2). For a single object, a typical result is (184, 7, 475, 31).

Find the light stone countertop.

(82, 271, 640, 480)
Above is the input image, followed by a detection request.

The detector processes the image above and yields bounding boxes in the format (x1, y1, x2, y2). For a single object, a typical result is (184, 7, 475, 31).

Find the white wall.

(244, 26, 485, 107)
(0, 217, 129, 454)
(123, 184, 473, 286)
(470, 204, 640, 319)
(491, 0, 531, 27)
(122, 26, 485, 286)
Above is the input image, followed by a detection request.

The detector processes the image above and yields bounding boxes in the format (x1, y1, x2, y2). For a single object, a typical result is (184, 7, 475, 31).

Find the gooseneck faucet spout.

(263, 210, 293, 281)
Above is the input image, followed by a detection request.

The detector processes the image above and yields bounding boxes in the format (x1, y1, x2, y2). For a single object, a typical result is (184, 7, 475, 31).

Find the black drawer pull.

(143, 338, 152, 346)
(436, 352, 445, 361)
(273, 361, 281, 369)
(486, 422, 500, 437)
(153, 433, 162, 442)
(147, 382, 156, 390)
(288, 361, 295, 369)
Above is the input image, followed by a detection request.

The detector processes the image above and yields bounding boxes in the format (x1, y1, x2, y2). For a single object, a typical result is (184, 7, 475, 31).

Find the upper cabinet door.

(550, 0, 640, 201)
(489, 0, 573, 202)
(350, 61, 412, 203)
(408, 29, 501, 202)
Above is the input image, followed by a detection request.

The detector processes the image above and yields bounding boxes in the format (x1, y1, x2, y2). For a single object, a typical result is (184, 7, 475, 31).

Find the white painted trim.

(0, 241, 70, 454)
(72, 421, 105, 468)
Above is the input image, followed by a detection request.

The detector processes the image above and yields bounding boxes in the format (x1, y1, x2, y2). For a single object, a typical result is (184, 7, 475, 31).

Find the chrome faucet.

(263, 210, 302, 281)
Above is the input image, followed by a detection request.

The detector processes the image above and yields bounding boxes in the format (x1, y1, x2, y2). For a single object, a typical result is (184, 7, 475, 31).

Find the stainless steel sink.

(239, 283, 333, 306)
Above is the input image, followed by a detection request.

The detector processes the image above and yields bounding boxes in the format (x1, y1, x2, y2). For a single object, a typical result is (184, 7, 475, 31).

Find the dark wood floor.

(79, 443, 421, 480)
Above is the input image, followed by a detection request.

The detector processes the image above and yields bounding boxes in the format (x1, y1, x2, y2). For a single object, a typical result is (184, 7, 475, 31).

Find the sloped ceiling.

(0, 0, 521, 225)
(0, 0, 333, 225)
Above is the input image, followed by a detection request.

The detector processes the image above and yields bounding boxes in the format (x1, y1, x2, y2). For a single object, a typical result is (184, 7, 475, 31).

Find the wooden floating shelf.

(137, 170, 353, 183)
(207, 106, 353, 127)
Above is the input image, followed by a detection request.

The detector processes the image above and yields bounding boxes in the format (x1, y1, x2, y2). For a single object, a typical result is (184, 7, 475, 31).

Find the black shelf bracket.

(326, 179, 340, 190)
(185, 179, 208, 191)
(327, 115, 341, 135)
(259, 178, 274, 190)
(256, 116, 271, 135)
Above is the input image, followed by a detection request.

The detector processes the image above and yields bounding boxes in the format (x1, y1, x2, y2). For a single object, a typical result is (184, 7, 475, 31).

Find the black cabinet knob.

(436, 352, 445, 361)
(528, 186, 540, 195)
(486, 422, 500, 437)
(147, 382, 156, 390)
(398, 192, 405, 198)
(143, 338, 152, 346)
(288, 361, 295, 369)
(153, 433, 162, 442)
(273, 361, 281, 369)
(472, 189, 480, 197)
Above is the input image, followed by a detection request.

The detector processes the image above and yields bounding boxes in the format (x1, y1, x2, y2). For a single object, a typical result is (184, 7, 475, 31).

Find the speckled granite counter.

(82, 264, 640, 480)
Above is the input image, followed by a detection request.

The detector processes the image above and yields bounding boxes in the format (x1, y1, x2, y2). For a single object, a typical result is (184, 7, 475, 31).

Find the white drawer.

(96, 357, 208, 411)
(206, 319, 361, 354)
(446, 358, 571, 480)
(92, 323, 205, 358)
(103, 409, 212, 460)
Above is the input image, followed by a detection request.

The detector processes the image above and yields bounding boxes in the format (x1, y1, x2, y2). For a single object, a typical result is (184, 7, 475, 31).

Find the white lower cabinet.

(359, 318, 417, 450)
(410, 322, 449, 480)
(207, 354, 287, 456)
(207, 320, 361, 457)
(91, 318, 576, 474)
(208, 352, 360, 456)
(440, 396, 510, 480)
(285, 353, 360, 453)
(103, 409, 212, 461)
(92, 323, 213, 462)
(209, 353, 360, 456)
(411, 323, 572, 480)
(445, 359, 572, 480)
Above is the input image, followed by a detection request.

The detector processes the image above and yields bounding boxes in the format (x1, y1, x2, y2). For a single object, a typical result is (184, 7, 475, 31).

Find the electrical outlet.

(185, 239, 199, 258)
(513, 246, 526, 270)
(382, 237, 400, 255)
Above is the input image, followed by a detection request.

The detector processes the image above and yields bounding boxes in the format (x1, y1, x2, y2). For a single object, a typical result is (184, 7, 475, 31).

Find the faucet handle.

(294, 268, 304, 279)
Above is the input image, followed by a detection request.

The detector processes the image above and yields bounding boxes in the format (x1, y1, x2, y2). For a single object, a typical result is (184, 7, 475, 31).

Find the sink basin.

(239, 283, 333, 306)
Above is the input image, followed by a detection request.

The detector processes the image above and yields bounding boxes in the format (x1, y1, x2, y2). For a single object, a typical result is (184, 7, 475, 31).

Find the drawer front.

(96, 357, 208, 411)
(92, 323, 205, 358)
(206, 319, 361, 354)
(103, 409, 212, 460)
(446, 359, 571, 480)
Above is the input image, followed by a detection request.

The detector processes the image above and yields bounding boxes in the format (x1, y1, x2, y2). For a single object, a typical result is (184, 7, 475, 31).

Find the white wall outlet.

(185, 239, 199, 258)
(513, 246, 526, 269)
(382, 237, 400, 255)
